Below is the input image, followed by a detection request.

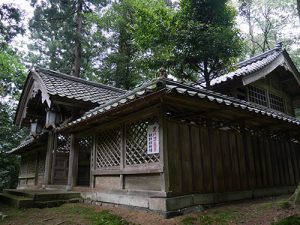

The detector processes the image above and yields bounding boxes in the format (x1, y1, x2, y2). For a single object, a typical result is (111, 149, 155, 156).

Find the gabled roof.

(14, 67, 126, 126)
(208, 44, 300, 87)
(58, 77, 300, 132)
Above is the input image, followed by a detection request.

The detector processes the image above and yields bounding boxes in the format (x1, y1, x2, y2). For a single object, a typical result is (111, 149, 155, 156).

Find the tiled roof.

(208, 45, 283, 87)
(9, 132, 48, 154)
(35, 67, 126, 104)
(58, 77, 300, 131)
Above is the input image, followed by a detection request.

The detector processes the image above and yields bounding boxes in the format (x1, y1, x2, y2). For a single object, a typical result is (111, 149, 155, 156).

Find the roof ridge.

(35, 67, 126, 93)
(85, 78, 162, 115)
(238, 46, 282, 68)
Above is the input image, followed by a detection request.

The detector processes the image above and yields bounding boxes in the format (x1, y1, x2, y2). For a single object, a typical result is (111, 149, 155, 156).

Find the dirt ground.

(1, 195, 300, 225)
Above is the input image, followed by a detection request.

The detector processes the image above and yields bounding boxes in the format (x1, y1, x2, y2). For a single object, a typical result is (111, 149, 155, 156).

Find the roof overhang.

(14, 70, 51, 127)
(9, 132, 48, 155)
(242, 51, 300, 86)
(57, 78, 300, 138)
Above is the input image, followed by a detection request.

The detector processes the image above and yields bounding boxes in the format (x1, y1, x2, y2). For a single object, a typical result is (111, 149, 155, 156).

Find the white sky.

(1, 0, 34, 52)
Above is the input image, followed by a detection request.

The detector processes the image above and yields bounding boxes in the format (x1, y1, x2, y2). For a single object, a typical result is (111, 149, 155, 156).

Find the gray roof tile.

(57, 78, 300, 131)
(35, 68, 126, 104)
(208, 46, 282, 87)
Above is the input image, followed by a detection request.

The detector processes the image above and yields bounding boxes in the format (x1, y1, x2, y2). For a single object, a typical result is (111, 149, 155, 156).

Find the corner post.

(160, 104, 169, 194)
(44, 131, 54, 185)
(67, 133, 78, 189)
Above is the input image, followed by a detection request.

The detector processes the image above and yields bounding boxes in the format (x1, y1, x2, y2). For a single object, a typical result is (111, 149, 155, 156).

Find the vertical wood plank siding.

(166, 120, 300, 196)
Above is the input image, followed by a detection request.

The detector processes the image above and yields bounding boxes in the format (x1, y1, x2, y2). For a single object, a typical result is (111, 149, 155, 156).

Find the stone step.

(33, 192, 81, 201)
(3, 189, 35, 198)
(0, 189, 82, 209)
(0, 193, 33, 208)
(34, 198, 82, 208)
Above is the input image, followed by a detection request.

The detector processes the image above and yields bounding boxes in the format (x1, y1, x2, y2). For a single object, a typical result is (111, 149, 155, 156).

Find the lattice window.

(56, 134, 70, 153)
(248, 85, 267, 107)
(269, 93, 285, 112)
(96, 127, 121, 168)
(125, 118, 160, 165)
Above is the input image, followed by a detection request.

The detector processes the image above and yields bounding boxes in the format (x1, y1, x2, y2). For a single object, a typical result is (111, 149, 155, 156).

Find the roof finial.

(157, 67, 167, 79)
(275, 42, 283, 50)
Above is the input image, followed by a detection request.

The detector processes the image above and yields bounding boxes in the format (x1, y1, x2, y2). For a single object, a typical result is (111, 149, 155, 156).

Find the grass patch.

(94, 210, 130, 225)
(181, 216, 197, 225)
(272, 216, 300, 225)
(278, 201, 292, 210)
(181, 211, 234, 225)
(0, 203, 132, 225)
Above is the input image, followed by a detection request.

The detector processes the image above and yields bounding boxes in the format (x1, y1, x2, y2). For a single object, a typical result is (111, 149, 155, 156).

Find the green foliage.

(92, 0, 175, 89)
(27, 0, 108, 78)
(238, 0, 300, 66)
(272, 216, 300, 225)
(0, 102, 28, 191)
(0, 3, 25, 44)
(0, 2, 28, 191)
(0, 46, 27, 98)
(172, 0, 243, 85)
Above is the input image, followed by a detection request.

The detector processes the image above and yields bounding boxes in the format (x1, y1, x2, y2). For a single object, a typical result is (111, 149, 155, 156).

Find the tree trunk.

(71, 0, 83, 78)
(297, 0, 300, 22)
(203, 60, 210, 88)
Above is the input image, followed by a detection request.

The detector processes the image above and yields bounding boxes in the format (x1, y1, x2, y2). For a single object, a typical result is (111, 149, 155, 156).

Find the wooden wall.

(18, 148, 46, 187)
(166, 119, 300, 196)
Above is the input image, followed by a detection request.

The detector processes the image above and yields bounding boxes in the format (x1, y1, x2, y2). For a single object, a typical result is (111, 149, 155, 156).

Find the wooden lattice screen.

(125, 118, 160, 165)
(56, 134, 71, 153)
(96, 127, 121, 168)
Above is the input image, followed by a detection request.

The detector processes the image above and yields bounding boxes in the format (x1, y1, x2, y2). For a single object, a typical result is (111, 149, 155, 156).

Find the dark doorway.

(53, 134, 70, 185)
(77, 136, 92, 186)
(53, 152, 69, 184)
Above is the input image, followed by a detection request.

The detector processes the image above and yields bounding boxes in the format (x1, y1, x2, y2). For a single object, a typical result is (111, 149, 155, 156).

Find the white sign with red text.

(147, 123, 159, 154)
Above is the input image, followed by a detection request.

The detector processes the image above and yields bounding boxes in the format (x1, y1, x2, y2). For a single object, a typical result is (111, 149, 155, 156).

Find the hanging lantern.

(45, 108, 61, 128)
(45, 109, 56, 128)
(30, 119, 42, 137)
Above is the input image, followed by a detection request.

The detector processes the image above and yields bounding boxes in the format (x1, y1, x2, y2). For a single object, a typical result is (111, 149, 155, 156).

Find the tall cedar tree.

(173, 0, 242, 87)
(98, 0, 174, 89)
(28, 0, 107, 78)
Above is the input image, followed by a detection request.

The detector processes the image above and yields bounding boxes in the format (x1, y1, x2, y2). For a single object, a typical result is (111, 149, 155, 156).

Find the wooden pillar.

(120, 123, 125, 189)
(160, 106, 169, 194)
(90, 134, 96, 188)
(44, 131, 54, 185)
(67, 133, 78, 188)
